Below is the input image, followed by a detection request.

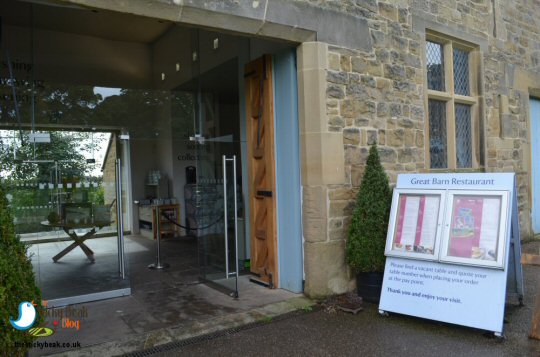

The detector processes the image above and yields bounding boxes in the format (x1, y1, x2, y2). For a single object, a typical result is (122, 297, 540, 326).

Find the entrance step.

(45, 296, 315, 357)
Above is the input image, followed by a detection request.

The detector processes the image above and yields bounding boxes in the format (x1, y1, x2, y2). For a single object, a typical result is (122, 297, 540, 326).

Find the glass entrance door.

(192, 89, 245, 297)
(2, 130, 130, 304)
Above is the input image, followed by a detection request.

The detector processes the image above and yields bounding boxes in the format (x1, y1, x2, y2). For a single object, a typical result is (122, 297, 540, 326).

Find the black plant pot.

(356, 272, 384, 303)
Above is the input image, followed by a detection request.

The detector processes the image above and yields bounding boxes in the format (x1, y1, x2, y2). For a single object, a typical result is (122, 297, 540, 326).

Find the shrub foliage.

(0, 183, 43, 355)
(346, 144, 392, 273)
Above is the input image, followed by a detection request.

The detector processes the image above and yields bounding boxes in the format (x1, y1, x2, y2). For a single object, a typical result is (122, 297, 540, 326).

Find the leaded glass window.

(429, 99, 447, 169)
(455, 104, 472, 168)
(426, 41, 445, 91)
(425, 34, 480, 170)
(453, 48, 470, 96)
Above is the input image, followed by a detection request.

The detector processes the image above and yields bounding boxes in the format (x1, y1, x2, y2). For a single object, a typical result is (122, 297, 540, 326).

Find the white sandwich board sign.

(378, 173, 524, 336)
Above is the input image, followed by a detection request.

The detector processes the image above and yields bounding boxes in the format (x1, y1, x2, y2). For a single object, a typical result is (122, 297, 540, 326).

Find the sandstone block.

(367, 130, 378, 145)
(327, 84, 345, 99)
(351, 165, 365, 187)
(367, 61, 383, 76)
(379, 2, 398, 21)
(387, 129, 405, 146)
(302, 186, 327, 219)
(378, 146, 397, 163)
(343, 128, 361, 145)
(345, 145, 368, 165)
(302, 217, 328, 243)
(328, 116, 345, 128)
(327, 70, 349, 84)
(329, 200, 355, 218)
(329, 187, 356, 201)
(351, 57, 367, 73)
(304, 241, 352, 298)
(340, 55, 352, 72)
(328, 52, 340, 71)
(384, 64, 406, 80)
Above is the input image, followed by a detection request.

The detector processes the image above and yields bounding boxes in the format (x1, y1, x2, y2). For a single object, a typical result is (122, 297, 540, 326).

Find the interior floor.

(29, 234, 228, 300)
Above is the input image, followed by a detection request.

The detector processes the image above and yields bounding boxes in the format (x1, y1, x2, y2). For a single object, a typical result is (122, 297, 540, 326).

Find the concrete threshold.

(47, 296, 315, 357)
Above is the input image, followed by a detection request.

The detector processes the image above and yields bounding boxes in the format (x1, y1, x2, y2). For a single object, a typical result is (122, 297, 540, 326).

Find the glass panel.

(196, 142, 241, 296)
(187, 51, 245, 296)
(453, 48, 470, 96)
(390, 193, 441, 255)
(429, 99, 447, 169)
(455, 104, 472, 168)
(447, 195, 501, 262)
(0, 130, 127, 300)
(426, 41, 445, 91)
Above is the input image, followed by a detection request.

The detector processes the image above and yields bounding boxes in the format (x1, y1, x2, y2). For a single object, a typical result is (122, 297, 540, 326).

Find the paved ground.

(30, 235, 300, 356)
(131, 244, 540, 357)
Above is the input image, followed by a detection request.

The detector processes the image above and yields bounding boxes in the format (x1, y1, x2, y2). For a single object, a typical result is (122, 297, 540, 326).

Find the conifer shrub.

(0, 183, 43, 356)
(346, 144, 392, 273)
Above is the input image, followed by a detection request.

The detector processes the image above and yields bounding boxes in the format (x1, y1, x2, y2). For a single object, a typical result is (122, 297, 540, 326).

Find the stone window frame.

(423, 31, 483, 171)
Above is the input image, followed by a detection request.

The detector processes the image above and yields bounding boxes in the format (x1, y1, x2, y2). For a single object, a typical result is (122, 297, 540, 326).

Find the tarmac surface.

(133, 245, 540, 357)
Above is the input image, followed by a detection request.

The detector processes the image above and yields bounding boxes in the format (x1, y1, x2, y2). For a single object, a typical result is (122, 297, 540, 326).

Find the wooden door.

(245, 55, 278, 288)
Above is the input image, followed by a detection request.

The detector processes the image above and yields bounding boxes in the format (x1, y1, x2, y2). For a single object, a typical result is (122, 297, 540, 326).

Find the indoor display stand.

(184, 183, 224, 237)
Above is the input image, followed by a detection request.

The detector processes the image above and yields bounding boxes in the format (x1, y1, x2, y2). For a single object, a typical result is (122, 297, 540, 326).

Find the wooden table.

(41, 221, 111, 263)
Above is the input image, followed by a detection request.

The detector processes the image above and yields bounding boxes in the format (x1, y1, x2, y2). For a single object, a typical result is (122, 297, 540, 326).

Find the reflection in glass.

(429, 99, 447, 169)
(426, 41, 445, 91)
(453, 48, 470, 96)
(455, 104, 472, 168)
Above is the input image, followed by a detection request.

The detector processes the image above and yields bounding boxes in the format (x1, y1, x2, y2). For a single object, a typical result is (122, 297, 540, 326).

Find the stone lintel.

(63, 0, 371, 49)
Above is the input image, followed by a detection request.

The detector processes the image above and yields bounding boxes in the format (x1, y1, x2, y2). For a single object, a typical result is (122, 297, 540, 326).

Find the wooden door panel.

(245, 55, 278, 288)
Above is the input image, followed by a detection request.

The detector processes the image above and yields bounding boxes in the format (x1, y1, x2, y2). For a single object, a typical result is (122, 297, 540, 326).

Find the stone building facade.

(297, 0, 540, 297)
(59, 0, 540, 298)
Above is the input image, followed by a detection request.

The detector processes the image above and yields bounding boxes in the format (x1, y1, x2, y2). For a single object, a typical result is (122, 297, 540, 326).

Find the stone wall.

(296, 0, 540, 297)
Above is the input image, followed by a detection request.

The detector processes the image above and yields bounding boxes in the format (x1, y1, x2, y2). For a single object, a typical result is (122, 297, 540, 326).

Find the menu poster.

(478, 198, 501, 261)
(419, 196, 440, 253)
(448, 196, 501, 261)
(393, 194, 440, 254)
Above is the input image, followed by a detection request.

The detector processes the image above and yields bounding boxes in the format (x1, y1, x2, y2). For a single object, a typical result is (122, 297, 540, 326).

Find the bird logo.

(10, 301, 37, 331)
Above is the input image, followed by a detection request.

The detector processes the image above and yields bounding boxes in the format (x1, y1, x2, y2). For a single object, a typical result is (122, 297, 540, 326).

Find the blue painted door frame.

(273, 49, 303, 293)
(530, 98, 540, 234)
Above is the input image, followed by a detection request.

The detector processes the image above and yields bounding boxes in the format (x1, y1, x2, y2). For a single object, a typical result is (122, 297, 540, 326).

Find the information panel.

(379, 173, 523, 335)
(382, 258, 507, 332)
(441, 191, 509, 269)
(385, 190, 444, 260)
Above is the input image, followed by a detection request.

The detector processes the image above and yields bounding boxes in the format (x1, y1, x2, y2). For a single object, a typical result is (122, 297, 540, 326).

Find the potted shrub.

(346, 144, 392, 303)
(0, 183, 43, 356)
